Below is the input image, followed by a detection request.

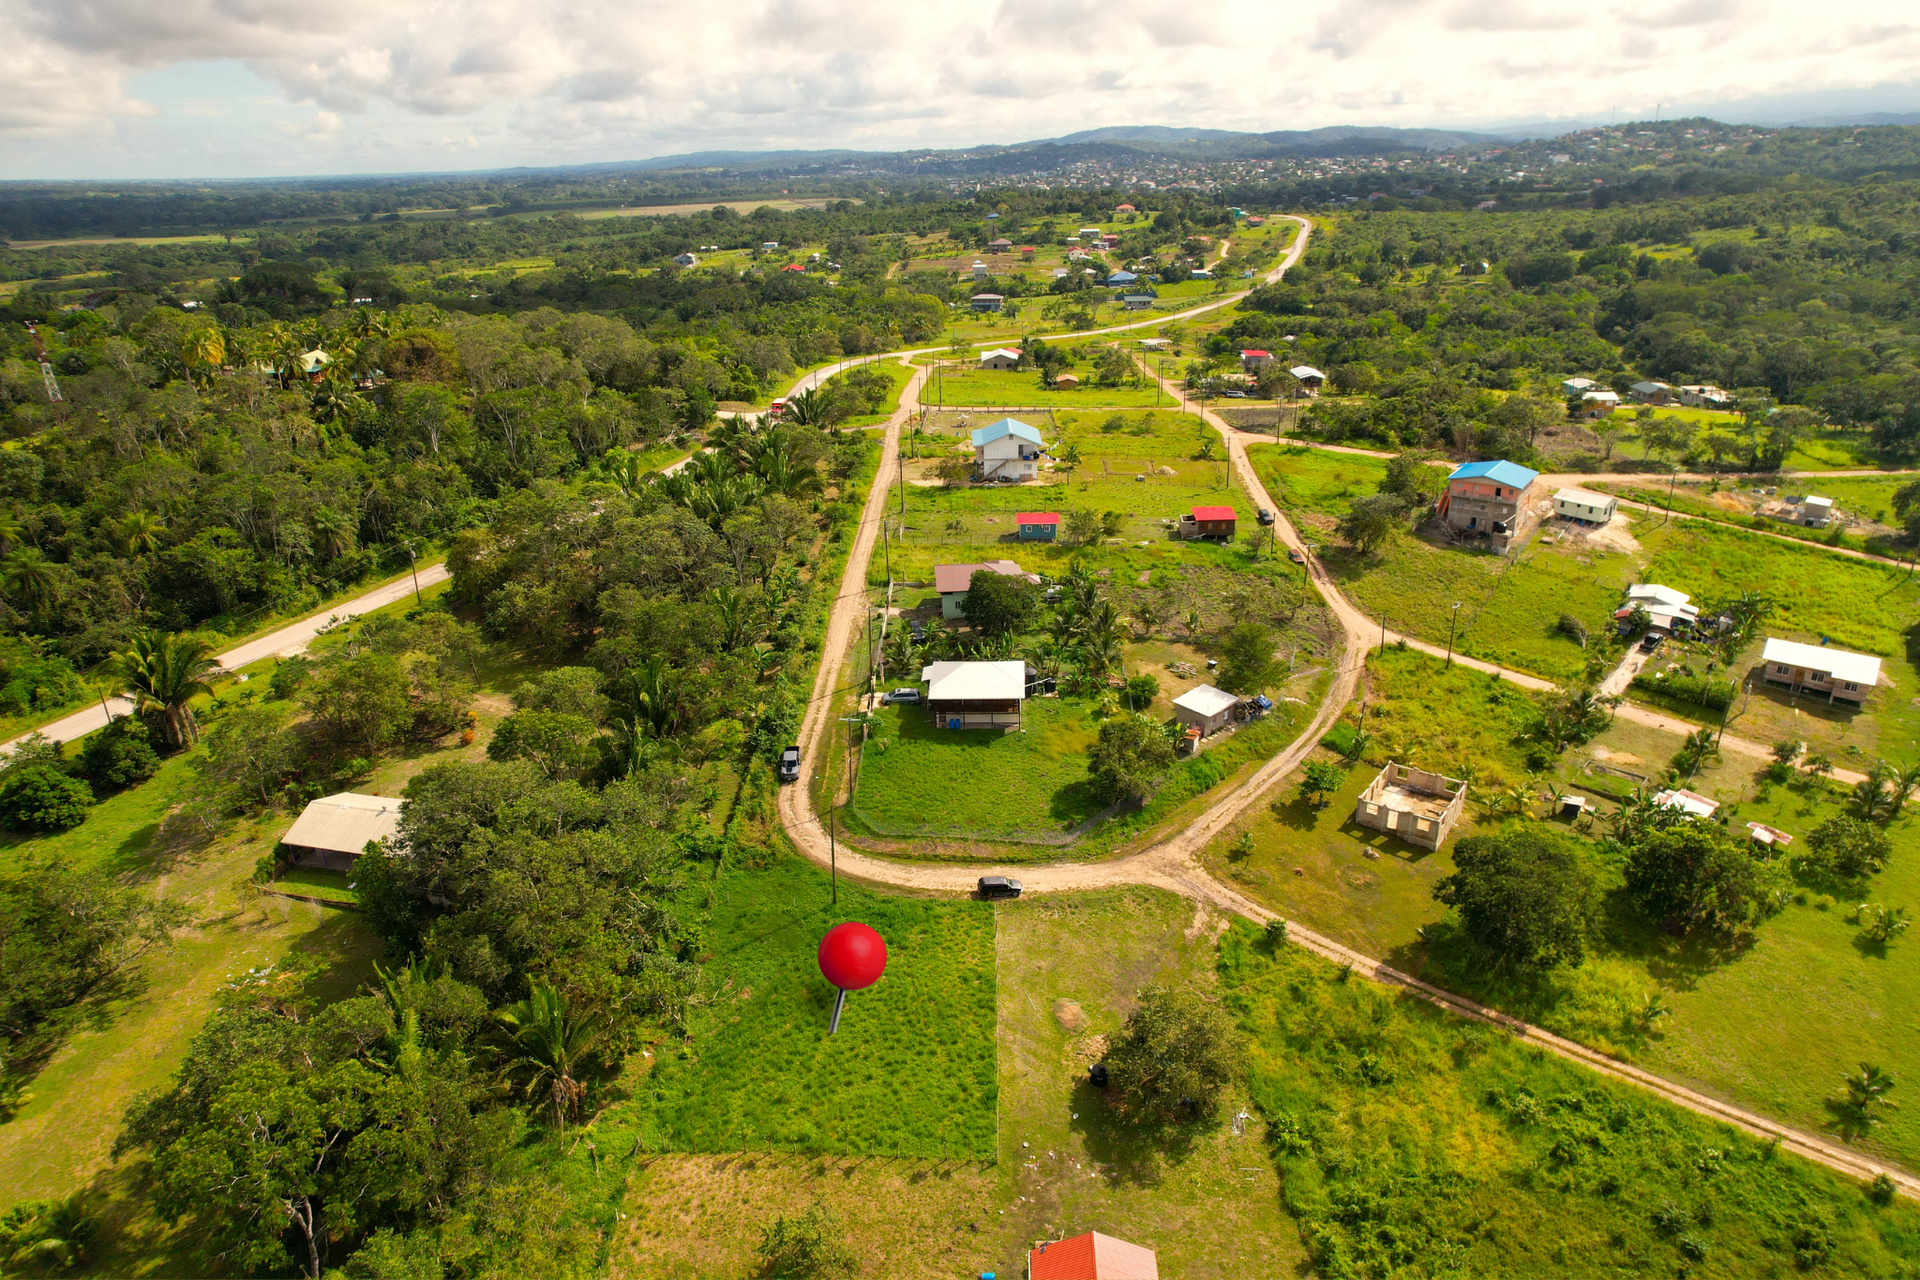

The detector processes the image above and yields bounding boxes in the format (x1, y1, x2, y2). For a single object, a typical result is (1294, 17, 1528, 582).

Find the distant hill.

(1018, 124, 1499, 158)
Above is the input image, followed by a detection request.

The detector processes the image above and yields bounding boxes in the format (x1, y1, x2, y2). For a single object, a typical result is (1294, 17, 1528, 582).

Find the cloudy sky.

(2, 0, 1918, 180)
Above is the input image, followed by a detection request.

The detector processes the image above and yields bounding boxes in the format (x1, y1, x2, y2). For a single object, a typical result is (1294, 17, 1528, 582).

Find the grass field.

(639, 856, 997, 1160)
(1248, 441, 1390, 517)
(852, 701, 1103, 842)
(1204, 645, 1920, 1172)
(612, 887, 1309, 1280)
(1224, 926, 1920, 1278)
(921, 365, 1170, 409)
(271, 865, 359, 904)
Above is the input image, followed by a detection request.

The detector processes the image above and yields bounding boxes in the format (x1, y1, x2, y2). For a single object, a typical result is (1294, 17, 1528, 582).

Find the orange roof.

(1030, 1231, 1159, 1279)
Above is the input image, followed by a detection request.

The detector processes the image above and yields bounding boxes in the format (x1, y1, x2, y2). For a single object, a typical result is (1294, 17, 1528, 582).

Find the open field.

(852, 700, 1103, 841)
(1203, 645, 1920, 1172)
(638, 856, 997, 1160)
(1227, 926, 1920, 1278)
(920, 364, 1171, 409)
(611, 887, 1308, 1280)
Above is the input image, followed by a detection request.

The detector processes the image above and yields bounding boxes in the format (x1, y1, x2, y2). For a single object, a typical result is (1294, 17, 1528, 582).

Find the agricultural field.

(917, 363, 1172, 409)
(1204, 645, 1920, 1174)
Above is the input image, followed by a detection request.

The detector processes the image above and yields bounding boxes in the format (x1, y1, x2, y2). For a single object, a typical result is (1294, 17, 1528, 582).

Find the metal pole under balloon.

(828, 989, 848, 1035)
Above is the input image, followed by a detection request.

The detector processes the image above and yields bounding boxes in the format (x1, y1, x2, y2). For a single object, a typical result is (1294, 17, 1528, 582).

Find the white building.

(1618, 583, 1699, 633)
(921, 660, 1028, 730)
(1653, 788, 1719, 820)
(1760, 638, 1880, 706)
(1553, 487, 1618, 524)
(1560, 377, 1599, 396)
(1797, 495, 1834, 527)
(971, 417, 1047, 481)
(672, 251, 699, 267)
(1172, 684, 1238, 737)
(978, 348, 1022, 371)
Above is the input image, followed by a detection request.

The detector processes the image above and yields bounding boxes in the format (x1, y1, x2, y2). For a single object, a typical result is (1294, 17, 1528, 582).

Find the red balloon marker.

(817, 922, 887, 1035)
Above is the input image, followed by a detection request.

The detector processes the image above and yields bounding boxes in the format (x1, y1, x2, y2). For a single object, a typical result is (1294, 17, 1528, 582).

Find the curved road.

(1, 563, 452, 755)
(771, 215, 1918, 1198)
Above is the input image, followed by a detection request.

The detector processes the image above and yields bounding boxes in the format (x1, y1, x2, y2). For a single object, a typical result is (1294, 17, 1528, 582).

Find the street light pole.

(1445, 601, 1462, 667)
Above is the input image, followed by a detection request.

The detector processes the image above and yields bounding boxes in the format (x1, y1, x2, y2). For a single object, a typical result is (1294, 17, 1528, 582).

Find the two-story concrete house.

(1437, 460, 1541, 551)
(971, 418, 1047, 481)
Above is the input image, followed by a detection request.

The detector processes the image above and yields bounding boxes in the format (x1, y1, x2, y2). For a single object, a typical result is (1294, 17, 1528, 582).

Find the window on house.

(1845, 681, 1860, 691)
(1775, 664, 1791, 674)
(1810, 671, 1826, 682)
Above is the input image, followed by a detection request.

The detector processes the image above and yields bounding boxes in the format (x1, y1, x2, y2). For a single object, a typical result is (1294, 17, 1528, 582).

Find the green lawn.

(921, 365, 1170, 408)
(638, 856, 997, 1159)
(1248, 441, 1390, 517)
(852, 700, 1104, 841)
(1225, 926, 1920, 1278)
(271, 865, 359, 904)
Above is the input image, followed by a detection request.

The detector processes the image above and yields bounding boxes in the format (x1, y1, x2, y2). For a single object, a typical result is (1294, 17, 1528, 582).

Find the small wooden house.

(1015, 512, 1060, 541)
(281, 793, 402, 870)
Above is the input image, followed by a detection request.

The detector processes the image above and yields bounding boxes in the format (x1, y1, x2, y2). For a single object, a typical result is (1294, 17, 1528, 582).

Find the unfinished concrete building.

(1353, 762, 1467, 851)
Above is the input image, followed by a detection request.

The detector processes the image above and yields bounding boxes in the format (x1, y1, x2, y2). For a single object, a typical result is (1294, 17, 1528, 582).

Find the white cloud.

(0, 0, 1916, 174)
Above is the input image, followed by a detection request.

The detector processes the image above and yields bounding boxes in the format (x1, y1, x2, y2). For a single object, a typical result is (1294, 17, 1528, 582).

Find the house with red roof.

(1179, 504, 1237, 540)
(1239, 348, 1274, 372)
(1015, 512, 1060, 541)
(780, 263, 805, 272)
(1029, 1230, 1159, 1279)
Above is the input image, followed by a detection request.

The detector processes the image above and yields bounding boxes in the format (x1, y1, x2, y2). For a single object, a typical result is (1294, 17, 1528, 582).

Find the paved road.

(2, 562, 452, 754)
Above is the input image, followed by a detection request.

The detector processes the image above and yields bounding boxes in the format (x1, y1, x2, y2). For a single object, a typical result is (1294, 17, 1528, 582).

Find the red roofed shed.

(1015, 512, 1060, 542)
(1030, 1230, 1159, 1279)
(780, 263, 805, 272)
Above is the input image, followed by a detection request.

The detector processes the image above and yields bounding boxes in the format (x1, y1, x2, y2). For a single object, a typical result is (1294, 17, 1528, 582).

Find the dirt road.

(770, 229, 1915, 1197)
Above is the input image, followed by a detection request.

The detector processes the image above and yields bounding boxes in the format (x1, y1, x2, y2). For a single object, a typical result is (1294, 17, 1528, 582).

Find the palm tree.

(0, 548, 58, 617)
(0, 510, 24, 555)
(496, 984, 603, 1129)
(3, 1195, 95, 1271)
(615, 656, 680, 742)
(111, 510, 166, 556)
(112, 630, 220, 746)
(1839, 1063, 1900, 1132)
(594, 448, 646, 498)
(309, 508, 357, 561)
(704, 585, 752, 651)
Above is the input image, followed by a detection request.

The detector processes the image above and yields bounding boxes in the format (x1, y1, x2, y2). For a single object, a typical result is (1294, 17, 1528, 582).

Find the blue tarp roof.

(1449, 459, 1539, 489)
(971, 418, 1045, 447)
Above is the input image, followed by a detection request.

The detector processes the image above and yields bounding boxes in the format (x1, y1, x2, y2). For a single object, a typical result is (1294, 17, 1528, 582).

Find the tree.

(1123, 673, 1160, 711)
(1433, 825, 1600, 970)
(0, 761, 92, 832)
(75, 716, 161, 793)
(1217, 621, 1275, 695)
(0, 1195, 96, 1272)
(1088, 714, 1175, 805)
(1836, 1063, 1899, 1134)
(1338, 493, 1408, 554)
(1063, 508, 1101, 546)
(199, 704, 299, 807)
(487, 711, 600, 779)
(111, 630, 219, 746)
(1103, 985, 1244, 1123)
(1378, 451, 1446, 505)
(1625, 823, 1761, 935)
(302, 652, 414, 755)
(933, 454, 972, 488)
(1299, 759, 1346, 807)
(960, 569, 1040, 636)
(495, 984, 604, 1129)
(1803, 815, 1893, 883)
(755, 1204, 856, 1279)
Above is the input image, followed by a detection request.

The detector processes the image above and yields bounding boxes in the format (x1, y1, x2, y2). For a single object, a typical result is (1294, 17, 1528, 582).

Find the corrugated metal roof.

(971, 418, 1044, 447)
(920, 660, 1027, 702)
(1173, 684, 1238, 717)
(933, 559, 1036, 594)
(1554, 487, 1615, 507)
(1015, 512, 1060, 525)
(1763, 638, 1881, 686)
(1191, 505, 1236, 522)
(1449, 459, 1539, 490)
(1030, 1231, 1160, 1279)
(282, 792, 401, 856)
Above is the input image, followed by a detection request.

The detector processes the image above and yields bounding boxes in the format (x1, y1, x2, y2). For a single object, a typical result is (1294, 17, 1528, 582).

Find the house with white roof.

(1580, 390, 1620, 416)
(1172, 684, 1239, 737)
(921, 660, 1028, 730)
(1617, 583, 1699, 634)
(1553, 487, 1618, 525)
(1289, 365, 1326, 395)
(971, 417, 1047, 481)
(672, 251, 699, 268)
(978, 348, 1022, 371)
(1654, 788, 1719, 820)
(1795, 495, 1834, 528)
(1759, 638, 1881, 706)
(1560, 376, 1600, 396)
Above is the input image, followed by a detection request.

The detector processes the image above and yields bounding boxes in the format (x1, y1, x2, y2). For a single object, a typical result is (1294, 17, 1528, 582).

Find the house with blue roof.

(1437, 459, 1542, 551)
(971, 418, 1048, 482)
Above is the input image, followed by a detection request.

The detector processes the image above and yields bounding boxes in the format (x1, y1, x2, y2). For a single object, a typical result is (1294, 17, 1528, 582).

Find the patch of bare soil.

(1052, 998, 1087, 1032)
(1587, 517, 1642, 555)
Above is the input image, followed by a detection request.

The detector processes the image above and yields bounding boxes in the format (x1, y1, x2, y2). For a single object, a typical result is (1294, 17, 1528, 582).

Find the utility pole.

(404, 541, 423, 605)
(1664, 463, 1678, 526)
(1380, 613, 1388, 651)
(832, 713, 872, 906)
(1445, 601, 1462, 667)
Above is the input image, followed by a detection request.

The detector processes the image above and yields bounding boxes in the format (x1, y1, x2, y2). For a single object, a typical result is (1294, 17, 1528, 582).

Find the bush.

(75, 717, 162, 792)
(0, 637, 86, 717)
(0, 762, 92, 832)
(1630, 668, 1735, 711)
(1104, 984, 1244, 1123)
(755, 1205, 855, 1279)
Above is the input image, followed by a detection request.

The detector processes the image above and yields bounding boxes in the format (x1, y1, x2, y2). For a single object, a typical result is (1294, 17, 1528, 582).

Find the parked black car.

(777, 746, 802, 782)
(1639, 633, 1663, 654)
(1256, 508, 1275, 525)
(977, 875, 1023, 899)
